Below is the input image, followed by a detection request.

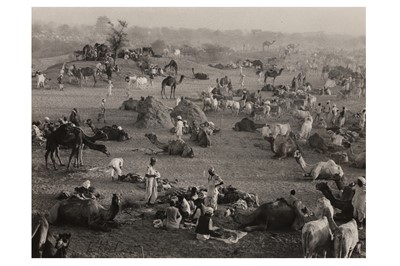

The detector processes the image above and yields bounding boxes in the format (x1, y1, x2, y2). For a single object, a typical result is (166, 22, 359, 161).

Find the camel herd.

(32, 44, 365, 258)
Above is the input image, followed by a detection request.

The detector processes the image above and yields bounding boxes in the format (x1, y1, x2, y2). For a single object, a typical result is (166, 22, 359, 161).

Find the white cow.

(244, 102, 254, 116)
(298, 116, 313, 140)
(292, 109, 311, 120)
(232, 101, 240, 115)
(174, 49, 181, 57)
(36, 72, 47, 88)
(136, 77, 148, 89)
(261, 123, 292, 139)
(203, 97, 213, 112)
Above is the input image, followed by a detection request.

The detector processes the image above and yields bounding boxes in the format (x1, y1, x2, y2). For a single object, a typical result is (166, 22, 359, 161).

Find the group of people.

(106, 154, 226, 240)
(314, 100, 347, 127)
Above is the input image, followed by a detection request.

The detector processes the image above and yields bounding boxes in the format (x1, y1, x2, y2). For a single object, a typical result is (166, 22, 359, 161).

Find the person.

(95, 62, 103, 76)
(205, 167, 224, 211)
(69, 108, 80, 126)
(314, 103, 323, 124)
(239, 65, 245, 86)
(359, 108, 366, 131)
(323, 101, 331, 121)
(73, 180, 100, 200)
(164, 200, 182, 230)
(339, 107, 346, 128)
(195, 207, 219, 240)
(240, 90, 248, 108)
(144, 157, 160, 205)
(107, 80, 114, 97)
(177, 195, 191, 222)
(175, 116, 184, 140)
(331, 103, 339, 126)
(105, 63, 112, 81)
(255, 89, 262, 104)
(351, 177, 366, 229)
(57, 73, 64, 91)
(108, 158, 123, 181)
(124, 76, 131, 97)
(97, 99, 106, 123)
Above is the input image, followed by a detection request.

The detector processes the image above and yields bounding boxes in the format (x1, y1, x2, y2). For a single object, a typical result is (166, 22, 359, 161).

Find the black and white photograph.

(28, 5, 370, 259)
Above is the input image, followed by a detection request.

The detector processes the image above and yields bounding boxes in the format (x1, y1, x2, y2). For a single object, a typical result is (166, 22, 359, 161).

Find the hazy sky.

(32, 7, 365, 36)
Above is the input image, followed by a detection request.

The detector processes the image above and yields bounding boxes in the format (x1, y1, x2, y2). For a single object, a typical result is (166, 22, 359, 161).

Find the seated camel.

(48, 193, 121, 232)
(224, 194, 332, 232)
(233, 118, 264, 132)
(294, 150, 345, 191)
(145, 132, 194, 158)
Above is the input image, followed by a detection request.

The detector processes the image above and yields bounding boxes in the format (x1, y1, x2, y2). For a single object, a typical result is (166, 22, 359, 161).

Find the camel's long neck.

(149, 137, 168, 151)
(88, 123, 98, 134)
(296, 156, 313, 174)
(103, 199, 120, 221)
(325, 211, 339, 232)
(268, 138, 276, 154)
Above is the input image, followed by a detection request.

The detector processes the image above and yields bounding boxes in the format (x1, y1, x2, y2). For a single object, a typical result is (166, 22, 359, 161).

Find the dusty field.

(32, 56, 366, 258)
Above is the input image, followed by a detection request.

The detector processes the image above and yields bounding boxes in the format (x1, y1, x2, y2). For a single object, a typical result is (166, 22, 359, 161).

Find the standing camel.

(163, 60, 178, 76)
(264, 68, 284, 85)
(161, 75, 185, 99)
(262, 40, 276, 51)
(45, 124, 110, 171)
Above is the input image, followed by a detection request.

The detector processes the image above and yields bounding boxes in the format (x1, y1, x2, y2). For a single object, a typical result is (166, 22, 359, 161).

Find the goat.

(301, 198, 334, 258)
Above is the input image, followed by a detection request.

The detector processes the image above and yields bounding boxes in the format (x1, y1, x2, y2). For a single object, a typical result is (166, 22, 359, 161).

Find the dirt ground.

(32, 56, 366, 258)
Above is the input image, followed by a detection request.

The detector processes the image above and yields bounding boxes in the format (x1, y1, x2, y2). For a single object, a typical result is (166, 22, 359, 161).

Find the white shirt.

(207, 174, 223, 197)
(176, 120, 184, 135)
(108, 158, 123, 168)
(146, 165, 158, 178)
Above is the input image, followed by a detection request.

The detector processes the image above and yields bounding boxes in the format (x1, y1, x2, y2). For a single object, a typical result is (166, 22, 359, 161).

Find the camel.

(80, 67, 97, 87)
(161, 75, 185, 99)
(163, 60, 178, 76)
(294, 150, 345, 191)
(225, 196, 322, 232)
(265, 133, 300, 160)
(45, 124, 110, 170)
(32, 213, 72, 258)
(119, 98, 139, 111)
(264, 68, 284, 85)
(316, 182, 354, 221)
(262, 40, 276, 51)
(192, 68, 209, 80)
(233, 118, 264, 132)
(190, 123, 211, 147)
(347, 145, 366, 169)
(48, 193, 121, 232)
(224, 198, 296, 232)
(144, 132, 194, 158)
(86, 119, 130, 141)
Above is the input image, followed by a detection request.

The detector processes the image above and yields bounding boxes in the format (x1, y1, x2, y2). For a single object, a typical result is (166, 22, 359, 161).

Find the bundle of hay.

(134, 96, 174, 128)
(119, 98, 139, 111)
(170, 99, 208, 125)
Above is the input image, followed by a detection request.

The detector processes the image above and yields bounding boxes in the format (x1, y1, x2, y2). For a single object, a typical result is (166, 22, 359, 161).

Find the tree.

(107, 20, 129, 60)
(95, 16, 110, 35)
(151, 39, 166, 54)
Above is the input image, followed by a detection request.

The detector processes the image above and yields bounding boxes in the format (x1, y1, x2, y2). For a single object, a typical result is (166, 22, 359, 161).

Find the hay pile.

(170, 99, 208, 125)
(134, 96, 174, 128)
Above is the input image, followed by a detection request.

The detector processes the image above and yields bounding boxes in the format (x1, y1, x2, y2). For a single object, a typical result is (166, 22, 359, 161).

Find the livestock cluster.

(32, 38, 366, 258)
